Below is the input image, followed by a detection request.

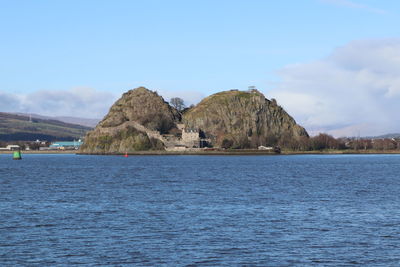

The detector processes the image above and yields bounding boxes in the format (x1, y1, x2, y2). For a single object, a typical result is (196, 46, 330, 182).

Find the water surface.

(1, 154, 400, 266)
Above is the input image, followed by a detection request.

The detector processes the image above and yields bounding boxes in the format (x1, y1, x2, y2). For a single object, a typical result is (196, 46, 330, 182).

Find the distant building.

(49, 140, 83, 150)
(175, 124, 200, 147)
(258, 146, 274, 151)
(182, 128, 200, 148)
(0, 145, 21, 151)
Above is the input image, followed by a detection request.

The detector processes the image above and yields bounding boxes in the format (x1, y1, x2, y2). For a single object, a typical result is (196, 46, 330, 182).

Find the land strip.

(3, 149, 400, 155)
(0, 150, 77, 154)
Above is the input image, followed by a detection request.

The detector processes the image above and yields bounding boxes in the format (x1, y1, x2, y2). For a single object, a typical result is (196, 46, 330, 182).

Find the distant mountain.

(0, 112, 92, 141)
(13, 113, 100, 128)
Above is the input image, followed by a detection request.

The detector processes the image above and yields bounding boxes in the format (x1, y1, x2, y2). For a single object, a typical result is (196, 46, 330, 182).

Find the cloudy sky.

(1, 0, 399, 136)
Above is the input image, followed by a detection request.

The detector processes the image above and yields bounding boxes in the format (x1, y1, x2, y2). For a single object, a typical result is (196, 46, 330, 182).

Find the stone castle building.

(176, 124, 201, 148)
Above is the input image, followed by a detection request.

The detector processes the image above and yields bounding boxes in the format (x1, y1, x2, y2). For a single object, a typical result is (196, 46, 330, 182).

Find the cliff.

(182, 89, 308, 148)
(80, 87, 179, 153)
(80, 87, 308, 153)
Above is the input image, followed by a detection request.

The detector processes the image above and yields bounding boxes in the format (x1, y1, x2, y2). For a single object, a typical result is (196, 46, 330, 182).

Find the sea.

(1, 154, 400, 266)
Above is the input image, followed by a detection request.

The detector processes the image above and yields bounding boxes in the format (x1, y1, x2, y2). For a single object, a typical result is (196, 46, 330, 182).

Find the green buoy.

(13, 150, 22, 160)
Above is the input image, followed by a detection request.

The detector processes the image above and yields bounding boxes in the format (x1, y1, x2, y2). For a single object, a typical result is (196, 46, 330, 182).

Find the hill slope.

(0, 112, 92, 141)
(13, 113, 100, 128)
(80, 87, 178, 153)
(81, 87, 309, 153)
(182, 89, 308, 147)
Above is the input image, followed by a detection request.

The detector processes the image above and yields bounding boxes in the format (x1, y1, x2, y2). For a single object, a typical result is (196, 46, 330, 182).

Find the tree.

(310, 133, 338, 150)
(170, 97, 185, 111)
(233, 135, 251, 149)
(221, 138, 234, 149)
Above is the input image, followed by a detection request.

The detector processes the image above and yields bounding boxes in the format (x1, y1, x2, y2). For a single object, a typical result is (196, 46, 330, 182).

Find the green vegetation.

(0, 112, 91, 141)
(85, 87, 399, 154)
(139, 113, 176, 134)
(278, 133, 400, 152)
(81, 126, 165, 153)
(215, 132, 400, 152)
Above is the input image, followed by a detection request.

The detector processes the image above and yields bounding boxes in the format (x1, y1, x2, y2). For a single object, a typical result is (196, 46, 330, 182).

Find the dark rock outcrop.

(80, 87, 179, 153)
(80, 87, 309, 153)
(182, 89, 308, 148)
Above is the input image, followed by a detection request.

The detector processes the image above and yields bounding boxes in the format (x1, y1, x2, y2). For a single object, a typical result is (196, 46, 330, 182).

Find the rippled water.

(1, 154, 400, 266)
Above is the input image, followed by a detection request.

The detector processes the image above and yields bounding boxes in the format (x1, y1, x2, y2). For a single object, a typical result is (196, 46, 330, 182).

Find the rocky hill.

(80, 87, 179, 153)
(80, 87, 308, 153)
(183, 89, 308, 148)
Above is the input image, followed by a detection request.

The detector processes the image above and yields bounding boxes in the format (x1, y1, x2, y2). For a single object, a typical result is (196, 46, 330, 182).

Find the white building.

(0, 145, 21, 151)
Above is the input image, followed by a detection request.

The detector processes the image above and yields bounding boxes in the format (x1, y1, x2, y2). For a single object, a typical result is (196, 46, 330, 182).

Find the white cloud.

(269, 38, 400, 137)
(4, 39, 400, 138)
(0, 88, 117, 119)
(0, 87, 205, 119)
(0, 92, 23, 111)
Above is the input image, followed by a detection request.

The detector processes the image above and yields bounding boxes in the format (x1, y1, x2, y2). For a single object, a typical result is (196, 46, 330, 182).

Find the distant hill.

(13, 113, 100, 128)
(369, 133, 400, 139)
(0, 112, 92, 141)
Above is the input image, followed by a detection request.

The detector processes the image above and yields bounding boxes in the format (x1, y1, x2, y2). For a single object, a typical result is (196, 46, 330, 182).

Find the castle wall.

(182, 130, 200, 148)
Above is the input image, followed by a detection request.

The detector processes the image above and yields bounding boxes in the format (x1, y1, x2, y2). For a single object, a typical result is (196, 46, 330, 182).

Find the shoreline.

(2, 149, 400, 155)
(281, 149, 400, 155)
(0, 150, 77, 154)
(78, 149, 400, 155)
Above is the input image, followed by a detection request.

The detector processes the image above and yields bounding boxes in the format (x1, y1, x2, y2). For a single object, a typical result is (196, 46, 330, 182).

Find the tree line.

(219, 133, 400, 151)
(278, 133, 400, 151)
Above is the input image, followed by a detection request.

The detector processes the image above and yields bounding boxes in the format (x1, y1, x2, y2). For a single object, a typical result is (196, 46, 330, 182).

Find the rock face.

(182, 89, 308, 148)
(80, 87, 179, 153)
(80, 87, 309, 153)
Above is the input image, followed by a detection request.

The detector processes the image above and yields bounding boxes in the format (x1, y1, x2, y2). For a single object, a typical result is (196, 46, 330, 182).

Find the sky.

(1, 0, 400, 136)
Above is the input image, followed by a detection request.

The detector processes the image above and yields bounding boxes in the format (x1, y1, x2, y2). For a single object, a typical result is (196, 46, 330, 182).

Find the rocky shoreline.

(77, 149, 400, 156)
(3, 149, 400, 156)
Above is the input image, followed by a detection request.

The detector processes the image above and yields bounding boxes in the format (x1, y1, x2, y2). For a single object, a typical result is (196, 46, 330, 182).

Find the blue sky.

(1, 0, 400, 136)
